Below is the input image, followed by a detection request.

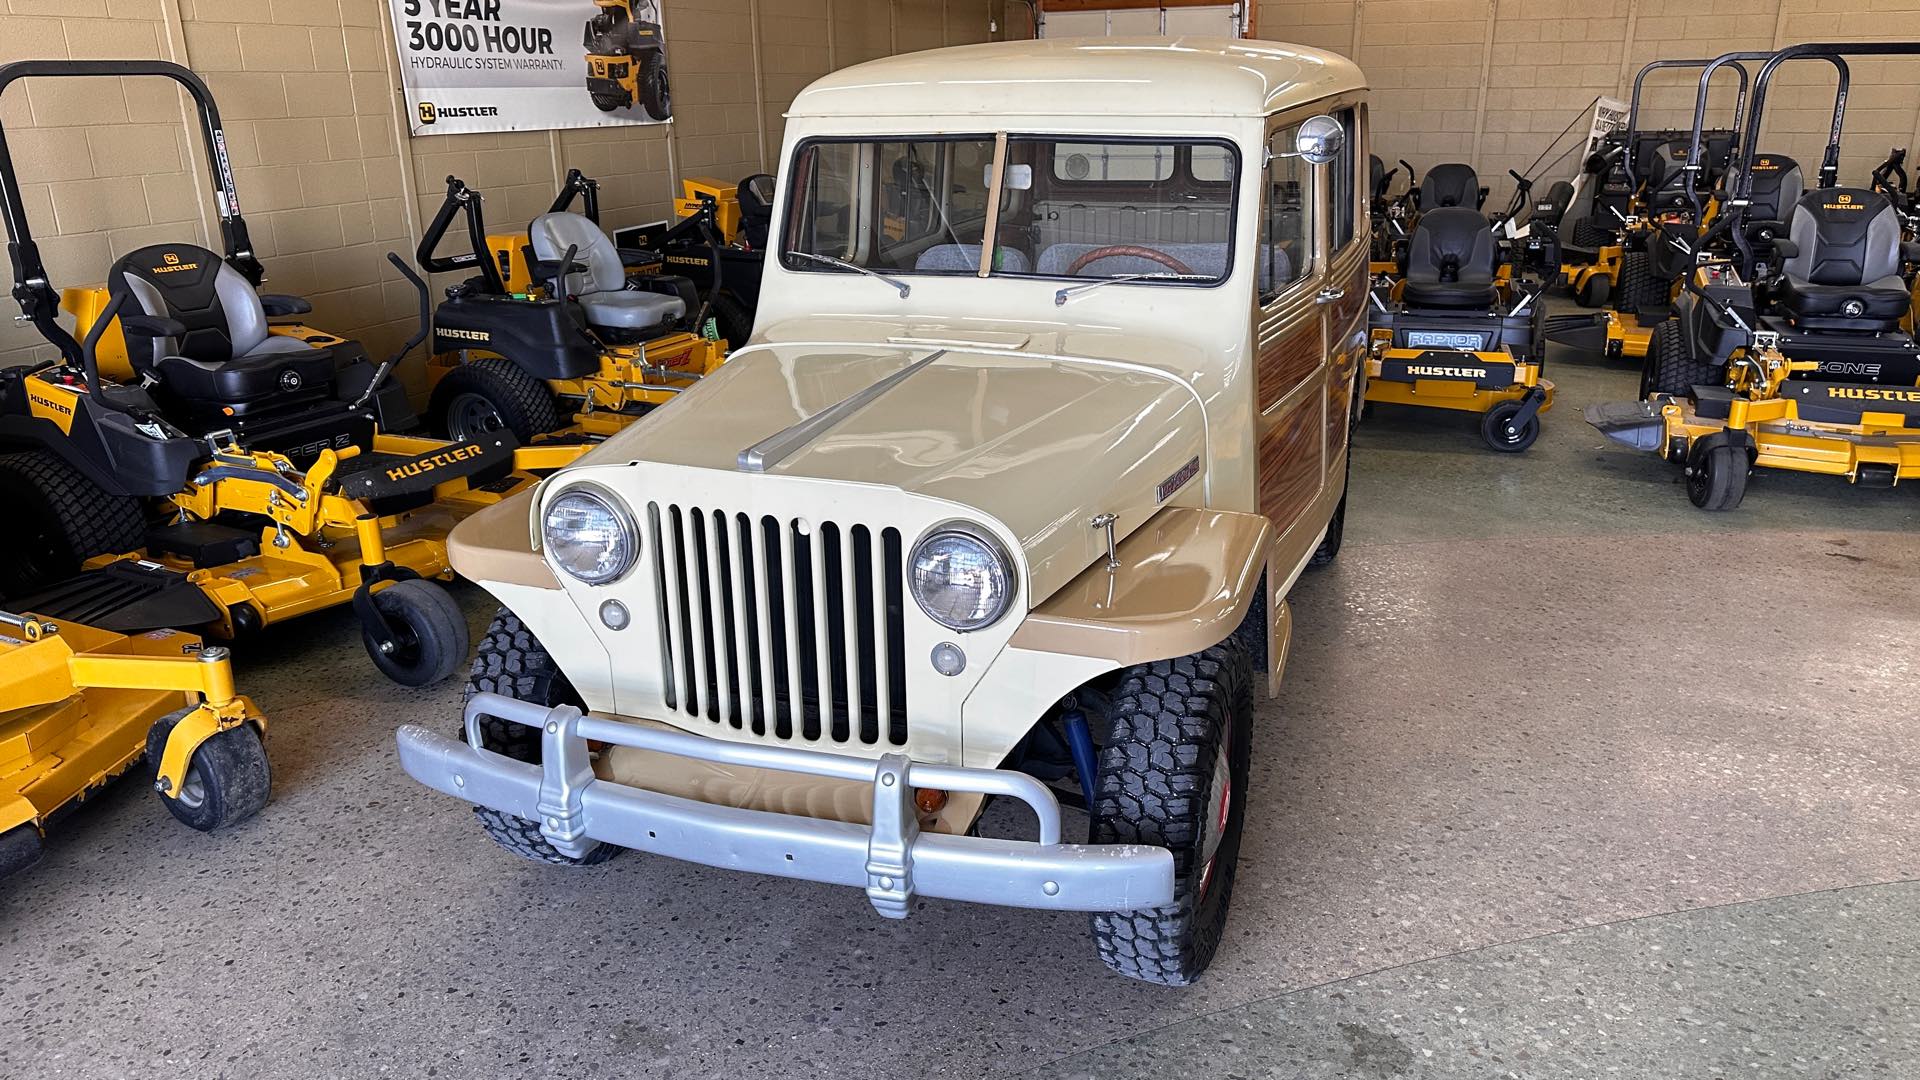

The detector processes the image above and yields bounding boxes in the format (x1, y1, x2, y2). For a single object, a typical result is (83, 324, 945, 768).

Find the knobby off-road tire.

(1088, 639, 1255, 985)
(0, 450, 146, 601)
(462, 609, 618, 866)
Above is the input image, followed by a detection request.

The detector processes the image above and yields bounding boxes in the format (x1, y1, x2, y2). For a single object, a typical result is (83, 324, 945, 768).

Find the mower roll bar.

(0, 60, 263, 369)
(1625, 58, 1751, 194)
(550, 169, 601, 221)
(417, 176, 507, 295)
(1685, 49, 1850, 218)
(1736, 42, 1920, 202)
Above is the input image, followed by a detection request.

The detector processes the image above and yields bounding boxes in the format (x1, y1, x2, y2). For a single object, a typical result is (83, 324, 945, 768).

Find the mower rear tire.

(1571, 216, 1612, 249)
(146, 709, 271, 832)
(362, 579, 469, 687)
(1686, 440, 1748, 511)
(463, 608, 618, 867)
(0, 450, 147, 601)
(1088, 639, 1253, 986)
(1614, 251, 1666, 314)
(639, 54, 670, 121)
(1481, 400, 1541, 453)
(1644, 320, 1722, 398)
(429, 357, 561, 444)
(709, 290, 753, 350)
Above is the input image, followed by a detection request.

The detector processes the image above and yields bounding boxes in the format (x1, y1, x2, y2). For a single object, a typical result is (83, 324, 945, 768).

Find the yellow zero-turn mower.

(1364, 206, 1555, 452)
(416, 170, 727, 442)
(0, 60, 587, 685)
(1, 597, 267, 879)
(584, 0, 669, 119)
(613, 172, 774, 339)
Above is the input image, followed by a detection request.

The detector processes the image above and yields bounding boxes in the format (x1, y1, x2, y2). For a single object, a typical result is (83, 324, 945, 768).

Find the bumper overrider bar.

(396, 694, 1175, 918)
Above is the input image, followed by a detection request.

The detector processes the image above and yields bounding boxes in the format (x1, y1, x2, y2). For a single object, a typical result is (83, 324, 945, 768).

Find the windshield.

(781, 135, 1239, 287)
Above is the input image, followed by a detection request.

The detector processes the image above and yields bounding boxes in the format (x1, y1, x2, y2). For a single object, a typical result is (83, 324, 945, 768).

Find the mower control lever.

(352, 253, 432, 410)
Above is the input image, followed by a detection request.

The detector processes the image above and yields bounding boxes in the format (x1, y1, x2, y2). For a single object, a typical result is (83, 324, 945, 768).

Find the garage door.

(1038, 3, 1245, 38)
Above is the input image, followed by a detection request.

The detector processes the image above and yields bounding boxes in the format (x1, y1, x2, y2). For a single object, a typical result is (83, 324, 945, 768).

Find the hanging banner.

(387, 0, 672, 136)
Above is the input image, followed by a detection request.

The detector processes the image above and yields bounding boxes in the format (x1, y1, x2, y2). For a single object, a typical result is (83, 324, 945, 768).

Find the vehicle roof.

(786, 36, 1367, 121)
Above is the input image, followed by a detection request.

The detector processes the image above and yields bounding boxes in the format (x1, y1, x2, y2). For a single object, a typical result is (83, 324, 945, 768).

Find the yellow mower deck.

(1650, 387, 1920, 480)
(0, 612, 262, 843)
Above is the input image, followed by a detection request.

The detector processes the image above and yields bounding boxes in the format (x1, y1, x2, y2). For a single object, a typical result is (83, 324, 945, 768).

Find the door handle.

(1316, 286, 1346, 305)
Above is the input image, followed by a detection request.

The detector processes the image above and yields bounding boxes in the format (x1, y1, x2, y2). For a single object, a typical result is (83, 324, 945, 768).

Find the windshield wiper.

(789, 250, 911, 298)
(1055, 272, 1214, 306)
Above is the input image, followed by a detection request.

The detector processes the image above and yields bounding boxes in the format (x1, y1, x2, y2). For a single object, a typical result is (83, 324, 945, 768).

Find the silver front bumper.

(396, 693, 1175, 918)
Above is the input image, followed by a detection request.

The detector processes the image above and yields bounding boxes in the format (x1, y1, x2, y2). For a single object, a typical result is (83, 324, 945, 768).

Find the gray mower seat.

(529, 211, 687, 332)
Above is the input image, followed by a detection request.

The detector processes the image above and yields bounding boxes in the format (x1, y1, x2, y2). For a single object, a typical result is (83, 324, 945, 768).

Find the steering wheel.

(1065, 244, 1194, 277)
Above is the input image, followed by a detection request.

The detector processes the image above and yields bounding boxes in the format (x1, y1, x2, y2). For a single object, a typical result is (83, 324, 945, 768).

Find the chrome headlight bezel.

(907, 520, 1018, 633)
(541, 483, 639, 586)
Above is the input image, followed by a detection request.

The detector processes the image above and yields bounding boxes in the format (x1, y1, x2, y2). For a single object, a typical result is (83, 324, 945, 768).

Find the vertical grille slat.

(648, 502, 909, 748)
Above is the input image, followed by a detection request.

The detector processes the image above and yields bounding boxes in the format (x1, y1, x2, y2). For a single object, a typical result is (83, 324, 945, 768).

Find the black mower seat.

(1402, 207, 1498, 309)
(1420, 163, 1480, 209)
(109, 243, 340, 408)
(738, 173, 774, 250)
(1776, 187, 1911, 331)
(1731, 153, 1804, 223)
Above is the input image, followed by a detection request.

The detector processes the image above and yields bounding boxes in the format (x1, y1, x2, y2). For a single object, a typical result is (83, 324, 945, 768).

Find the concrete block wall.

(1255, 0, 1920, 209)
(0, 0, 1000, 381)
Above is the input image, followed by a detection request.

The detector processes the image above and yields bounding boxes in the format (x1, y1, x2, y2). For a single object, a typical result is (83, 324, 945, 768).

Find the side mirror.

(1293, 115, 1345, 166)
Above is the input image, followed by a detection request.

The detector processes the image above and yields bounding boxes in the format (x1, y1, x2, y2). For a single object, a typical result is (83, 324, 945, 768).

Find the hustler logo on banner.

(388, 0, 673, 136)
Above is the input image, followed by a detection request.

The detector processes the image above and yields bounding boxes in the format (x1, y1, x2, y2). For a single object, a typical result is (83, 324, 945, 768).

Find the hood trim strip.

(737, 349, 948, 473)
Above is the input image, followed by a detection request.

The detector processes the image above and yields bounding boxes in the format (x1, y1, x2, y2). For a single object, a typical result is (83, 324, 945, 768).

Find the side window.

(1331, 107, 1358, 250)
(876, 142, 941, 245)
(947, 139, 995, 222)
(1261, 123, 1315, 302)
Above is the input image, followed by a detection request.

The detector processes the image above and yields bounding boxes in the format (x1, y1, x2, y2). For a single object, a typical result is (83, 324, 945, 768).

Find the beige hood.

(572, 343, 1208, 601)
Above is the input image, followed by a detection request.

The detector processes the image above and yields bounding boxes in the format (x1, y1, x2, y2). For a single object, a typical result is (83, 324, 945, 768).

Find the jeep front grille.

(646, 503, 909, 747)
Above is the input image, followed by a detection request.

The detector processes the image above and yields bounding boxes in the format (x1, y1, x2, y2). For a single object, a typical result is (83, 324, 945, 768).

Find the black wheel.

(1576, 271, 1611, 308)
(1644, 320, 1722, 398)
(0, 823, 44, 879)
(0, 450, 146, 601)
(428, 357, 561, 444)
(145, 709, 271, 832)
(1088, 639, 1253, 986)
(1310, 433, 1352, 567)
(463, 608, 618, 866)
(1685, 440, 1748, 510)
(591, 92, 624, 112)
(1614, 251, 1666, 314)
(1571, 216, 1612, 248)
(1481, 400, 1540, 453)
(709, 291, 753, 350)
(639, 53, 670, 120)
(361, 579, 469, 687)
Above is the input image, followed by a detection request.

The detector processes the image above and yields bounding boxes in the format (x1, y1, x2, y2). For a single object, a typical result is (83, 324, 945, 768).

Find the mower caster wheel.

(1685, 441, 1748, 511)
(1576, 273, 1611, 309)
(1088, 638, 1253, 986)
(1481, 400, 1540, 453)
(0, 824, 44, 879)
(362, 579, 470, 687)
(146, 709, 270, 832)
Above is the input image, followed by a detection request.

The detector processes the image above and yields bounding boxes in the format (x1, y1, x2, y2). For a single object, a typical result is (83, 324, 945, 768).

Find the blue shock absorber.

(1060, 695, 1098, 811)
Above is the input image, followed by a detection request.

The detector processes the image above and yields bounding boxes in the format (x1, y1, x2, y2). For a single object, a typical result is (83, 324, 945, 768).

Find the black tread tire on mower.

(145, 708, 271, 832)
(591, 92, 624, 112)
(639, 54, 670, 121)
(1686, 441, 1749, 511)
(1571, 216, 1612, 249)
(428, 357, 561, 445)
(1614, 251, 1666, 315)
(0, 449, 147, 601)
(463, 608, 618, 866)
(709, 290, 754, 350)
(1088, 639, 1254, 986)
(1481, 400, 1541, 453)
(361, 579, 470, 687)
(1575, 271, 1611, 309)
(1644, 320, 1723, 399)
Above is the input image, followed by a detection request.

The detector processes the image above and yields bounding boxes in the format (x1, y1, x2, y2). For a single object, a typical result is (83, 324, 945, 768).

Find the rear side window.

(1330, 107, 1357, 250)
(1262, 122, 1314, 301)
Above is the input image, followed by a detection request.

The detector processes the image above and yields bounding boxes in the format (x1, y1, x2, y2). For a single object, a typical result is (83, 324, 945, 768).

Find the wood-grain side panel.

(1325, 259, 1368, 459)
(1258, 394, 1322, 531)
(1257, 317, 1321, 411)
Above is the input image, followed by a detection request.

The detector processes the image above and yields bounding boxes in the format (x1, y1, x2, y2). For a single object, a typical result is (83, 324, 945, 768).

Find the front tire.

(361, 579, 469, 687)
(1481, 400, 1540, 453)
(1686, 440, 1748, 510)
(1575, 271, 1611, 308)
(1088, 639, 1253, 986)
(146, 709, 271, 832)
(463, 609, 618, 866)
(639, 54, 670, 120)
(428, 357, 562, 444)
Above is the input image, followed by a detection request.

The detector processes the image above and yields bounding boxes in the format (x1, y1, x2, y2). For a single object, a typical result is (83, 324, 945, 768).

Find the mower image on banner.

(585, 0, 669, 119)
(0, 61, 587, 686)
(416, 169, 726, 442)
(1, 602, 267, 880)
(1364, 203, 1554, 452)
(1586, 42, 1920, 510)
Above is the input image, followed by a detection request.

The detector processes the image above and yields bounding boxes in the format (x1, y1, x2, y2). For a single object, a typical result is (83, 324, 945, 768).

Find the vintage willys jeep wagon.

(397, 37, 1370, 985)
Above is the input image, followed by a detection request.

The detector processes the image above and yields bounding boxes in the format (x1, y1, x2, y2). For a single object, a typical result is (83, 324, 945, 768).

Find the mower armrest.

(1901, 241, 1920, 264)
(617, 247, 664, 269)
(1769, 237, 1799, 260)
(260, 294, 314, 317)
(529, 258, 587, 286)
(121, 313, 188, 339)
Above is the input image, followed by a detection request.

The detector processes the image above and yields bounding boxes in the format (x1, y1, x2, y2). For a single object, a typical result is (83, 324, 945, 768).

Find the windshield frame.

(778, 131, 1245, 294)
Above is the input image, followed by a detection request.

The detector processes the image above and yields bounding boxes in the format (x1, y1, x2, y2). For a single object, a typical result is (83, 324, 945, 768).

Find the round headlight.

(909, 523, 1015, 632)
(542, 486, 637, 585)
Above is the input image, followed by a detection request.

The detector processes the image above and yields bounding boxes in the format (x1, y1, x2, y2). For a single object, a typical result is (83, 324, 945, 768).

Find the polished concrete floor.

(4, 313, 1918, 1079)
